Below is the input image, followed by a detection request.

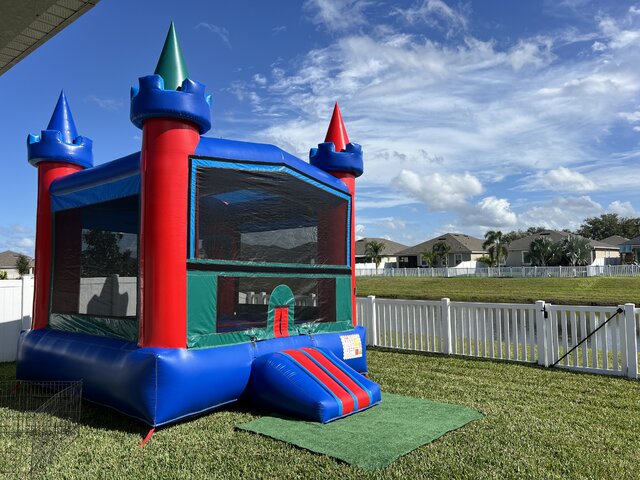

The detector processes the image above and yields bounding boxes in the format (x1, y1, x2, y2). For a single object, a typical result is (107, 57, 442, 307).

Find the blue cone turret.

(27, 91, 93, 168)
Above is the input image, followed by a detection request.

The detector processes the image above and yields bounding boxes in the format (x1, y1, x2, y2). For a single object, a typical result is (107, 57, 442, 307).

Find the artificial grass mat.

(237, 392, 483, 470)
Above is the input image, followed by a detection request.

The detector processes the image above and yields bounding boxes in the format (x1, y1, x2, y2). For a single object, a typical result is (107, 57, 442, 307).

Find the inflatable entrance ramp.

(249, 347, 381, 423)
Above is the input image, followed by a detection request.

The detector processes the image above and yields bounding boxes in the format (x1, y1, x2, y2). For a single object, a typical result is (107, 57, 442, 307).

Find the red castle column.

(310, 103, 364, 326)
(130, 23, 211, 347)
(27, 92, 93, 330)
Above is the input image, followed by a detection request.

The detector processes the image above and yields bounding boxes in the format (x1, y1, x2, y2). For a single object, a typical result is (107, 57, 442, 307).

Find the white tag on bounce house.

(340, 334, 363, 360)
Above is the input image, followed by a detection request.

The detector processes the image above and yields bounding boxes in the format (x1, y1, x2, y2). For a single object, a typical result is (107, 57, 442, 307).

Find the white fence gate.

(357, 296, 639, 379)
(0, 276, 33, 362)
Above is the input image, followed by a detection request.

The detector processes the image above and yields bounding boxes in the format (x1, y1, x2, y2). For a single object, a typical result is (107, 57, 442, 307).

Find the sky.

(1, 0, 639, 255)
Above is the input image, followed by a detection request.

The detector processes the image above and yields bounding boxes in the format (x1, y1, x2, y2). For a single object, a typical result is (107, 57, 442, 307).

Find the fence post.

(624, 303, 638, 379)
(535, 300, 548, 367)
(20, 275, 32, 330)
(441, 298, 452, 354)
(20, 275, 25, 327)
(367, 295, 378, 346)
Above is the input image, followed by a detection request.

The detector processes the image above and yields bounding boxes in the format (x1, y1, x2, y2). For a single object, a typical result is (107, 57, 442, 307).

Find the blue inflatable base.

(16, 327, 369, 426)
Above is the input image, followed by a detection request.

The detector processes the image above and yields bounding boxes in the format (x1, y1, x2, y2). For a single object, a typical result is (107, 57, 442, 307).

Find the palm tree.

(559, 235, 591, 266)
(365, 240, 386, 271)
(421, 250, 436, 268)
(432, 241, 451, 267)
(528, 237, 557, 266)
(483, 230, 508, 273)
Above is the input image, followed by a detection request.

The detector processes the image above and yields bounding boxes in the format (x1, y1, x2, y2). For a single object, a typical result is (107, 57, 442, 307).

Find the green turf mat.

(237, 393, 483, 470)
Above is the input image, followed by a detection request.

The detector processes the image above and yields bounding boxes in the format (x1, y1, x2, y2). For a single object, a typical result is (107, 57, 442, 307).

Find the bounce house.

(16, 24, 380, 428)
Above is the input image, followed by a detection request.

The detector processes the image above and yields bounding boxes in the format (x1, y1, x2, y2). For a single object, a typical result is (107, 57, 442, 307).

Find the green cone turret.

(154, 22, 189, 90)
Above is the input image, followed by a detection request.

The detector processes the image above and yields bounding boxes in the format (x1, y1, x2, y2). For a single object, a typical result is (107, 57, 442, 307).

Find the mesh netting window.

(216, 277, 336, 333)
(51, 196, 138, 324)
(193, 165, 349, 265)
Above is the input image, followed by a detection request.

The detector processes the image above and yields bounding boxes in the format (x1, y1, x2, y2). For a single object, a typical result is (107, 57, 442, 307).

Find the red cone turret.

(310, 103, 364, 328)
(324, 102, 350, 152)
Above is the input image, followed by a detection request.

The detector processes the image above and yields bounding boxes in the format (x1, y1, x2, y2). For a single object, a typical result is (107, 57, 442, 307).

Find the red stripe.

(302, 348, 370, 409)
(279, 308, 289, 337)
(273, 309, 281, 338)
(283, 349, 354, 415)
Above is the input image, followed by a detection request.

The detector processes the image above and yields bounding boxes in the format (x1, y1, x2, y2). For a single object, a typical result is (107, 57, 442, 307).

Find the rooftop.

(398, 233, 486, 256)
(0, 250, 34, 269)
(355, 238, 409, 256)
(600, 235, 628, 247)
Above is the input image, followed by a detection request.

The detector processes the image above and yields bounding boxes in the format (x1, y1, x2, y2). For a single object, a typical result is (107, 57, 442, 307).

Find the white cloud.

(358, 216, 409, 231)
(226, 3, 640, 238)
(253, 74, 267, 86)
(597, 15, 640, 50)
(393, 0, 468, 34)
(392, 170, 483, 211)
(0, 225, 35, 256)
(358, 188, 416, 209)
(303, 0, 370, 32)
(86, 95, 123, 111)
(507, 38, 555, 70)
(195, 23, 231, 48)
(461, 196, 518, 228)
(249, 12, 640, 188)
(525, 166, 597, 193)
(618, 110, 640, 123)
(519, 196, 603, 231)
(608, 200, 637, 217)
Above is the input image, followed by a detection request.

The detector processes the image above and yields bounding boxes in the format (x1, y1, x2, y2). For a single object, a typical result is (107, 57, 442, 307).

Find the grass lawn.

(357, 276, 640, 306)
(2, 351, 639, 479)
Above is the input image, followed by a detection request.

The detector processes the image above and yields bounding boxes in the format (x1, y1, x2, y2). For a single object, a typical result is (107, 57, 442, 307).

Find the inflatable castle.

(17, 23, 380, 427)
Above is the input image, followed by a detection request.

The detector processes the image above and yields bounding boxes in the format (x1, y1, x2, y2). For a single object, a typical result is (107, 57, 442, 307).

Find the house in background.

(355, 237, 409, 269)
(505, 230, 619, 267)
(619, 236, 640, 264)
(0, 250, 34, 279)
(396, 233, 487, 268)
(600, 235, 628, 248)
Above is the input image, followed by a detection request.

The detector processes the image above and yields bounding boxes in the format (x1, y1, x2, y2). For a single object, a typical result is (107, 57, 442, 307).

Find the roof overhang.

(0, 0, 99, 76)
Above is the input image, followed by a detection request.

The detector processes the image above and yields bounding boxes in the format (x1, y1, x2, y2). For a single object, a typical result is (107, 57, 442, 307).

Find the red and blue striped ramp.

(248, 347, 381, 423)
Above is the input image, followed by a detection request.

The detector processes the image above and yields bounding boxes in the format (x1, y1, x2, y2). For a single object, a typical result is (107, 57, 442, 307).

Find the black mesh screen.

(216, 277, 336, 333)
(51, 196, 138, 318)
(194, 165, 348, 265)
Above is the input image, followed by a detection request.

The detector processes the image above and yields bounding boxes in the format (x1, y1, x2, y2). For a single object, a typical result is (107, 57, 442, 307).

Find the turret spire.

(154, 22, 189, 91)
(46, 91, 79, 145)
(324, 102, 350, 152)
(28, 91, 93, 169)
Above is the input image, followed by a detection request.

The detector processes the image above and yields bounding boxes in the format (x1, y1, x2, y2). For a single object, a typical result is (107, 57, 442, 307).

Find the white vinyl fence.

(0, 276, 33, 362)
(356, 265, 640, 278)
(357, 296, 640, 379)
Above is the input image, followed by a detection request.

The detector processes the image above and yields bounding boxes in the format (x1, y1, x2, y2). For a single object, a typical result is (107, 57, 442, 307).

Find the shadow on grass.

(0, 362, 264, 443)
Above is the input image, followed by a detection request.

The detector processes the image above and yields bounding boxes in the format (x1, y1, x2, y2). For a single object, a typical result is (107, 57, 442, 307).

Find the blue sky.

(1, 0, 640, 254)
